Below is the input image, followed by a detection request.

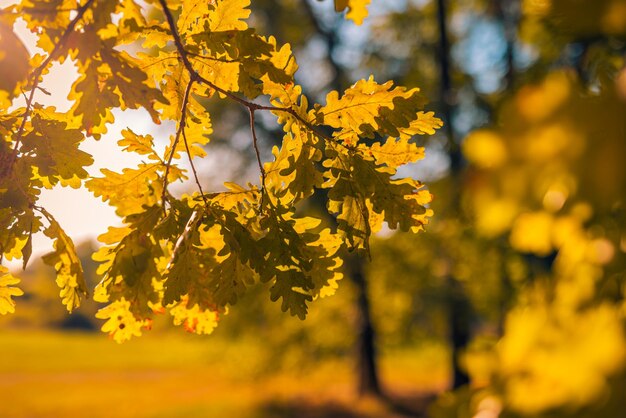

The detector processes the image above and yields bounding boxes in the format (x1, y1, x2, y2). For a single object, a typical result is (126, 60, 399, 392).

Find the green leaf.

(269, 268, 314, 320)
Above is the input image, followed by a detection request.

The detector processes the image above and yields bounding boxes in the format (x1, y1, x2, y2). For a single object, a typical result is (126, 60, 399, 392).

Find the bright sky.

(3, 3, 171, 270)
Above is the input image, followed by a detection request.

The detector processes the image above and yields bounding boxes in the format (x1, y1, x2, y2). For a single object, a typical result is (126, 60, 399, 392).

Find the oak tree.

(0, 0, 441, 342)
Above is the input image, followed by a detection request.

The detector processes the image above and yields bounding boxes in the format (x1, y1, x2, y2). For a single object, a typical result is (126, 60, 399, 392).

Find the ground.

(0, 330, 449, 418)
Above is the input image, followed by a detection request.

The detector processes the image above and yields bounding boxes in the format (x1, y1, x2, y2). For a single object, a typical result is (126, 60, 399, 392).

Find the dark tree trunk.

(436, 0, 471, 389)
(448, 276, 471, 388)
(299, 0, 383, 398)
(435, 0, 460, 170)
(492, 0, 518, 336)
(347, 254, 382, 397)
(491, 0, 518, 90)
(347, 254, 383, 397)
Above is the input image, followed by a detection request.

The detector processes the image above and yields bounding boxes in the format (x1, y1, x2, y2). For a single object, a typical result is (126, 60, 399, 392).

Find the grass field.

(0, 329, 449, 418)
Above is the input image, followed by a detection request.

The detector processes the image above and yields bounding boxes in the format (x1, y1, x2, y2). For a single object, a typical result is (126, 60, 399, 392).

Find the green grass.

(0, 330, 448, 418)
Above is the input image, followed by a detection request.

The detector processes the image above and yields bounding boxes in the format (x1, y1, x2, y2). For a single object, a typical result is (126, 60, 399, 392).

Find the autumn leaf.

(96, 298, 148, 343)
(40, 208, 88, 313)
(0, 0, 439, 337)
(315, 76, 427, 144)
(0, 266, 24, 315)
(170, 299, 219, 335)
(334, 0, 371, 25)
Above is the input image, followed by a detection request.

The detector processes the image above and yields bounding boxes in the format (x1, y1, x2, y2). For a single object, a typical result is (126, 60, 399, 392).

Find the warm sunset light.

(1, 1, 625, 417)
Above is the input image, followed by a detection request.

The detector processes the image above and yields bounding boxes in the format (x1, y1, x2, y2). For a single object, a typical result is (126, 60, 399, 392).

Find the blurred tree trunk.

(347, 253, 382, 396)
(447, 276, 471, 388)
(492, 0, 518, 335)
(436, 0, 471, 389)
(300, 0, 383, 398)
(493, 0, 517, 90)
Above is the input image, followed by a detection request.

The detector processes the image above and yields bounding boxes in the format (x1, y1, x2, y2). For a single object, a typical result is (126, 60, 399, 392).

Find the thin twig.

(162, 79, 194, 210)
(187, 52, 238, 64)
(255, 103, 352, 151)
(9, 0, 96, 168)
(181, 126, 208, 206)
(248, 109, 267, 205)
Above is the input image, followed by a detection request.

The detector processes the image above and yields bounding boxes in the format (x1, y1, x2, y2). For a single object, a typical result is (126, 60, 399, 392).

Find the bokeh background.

(2, 0, 626, 417)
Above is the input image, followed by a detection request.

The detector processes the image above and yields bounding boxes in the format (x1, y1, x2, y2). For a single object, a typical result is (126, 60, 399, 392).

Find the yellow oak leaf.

(398, 111, 444, 138)
(96, 298, 148, 343)
(209, 0, 250, 31)
(0, 266, 23, 315)
(334, 0, 371, 25)
(316, 76, 426, 142)
(87, 164, 162, 217)
(170, 299, 219, 335)
(41, 208, 88, 313)
(366, 137, 425, 170)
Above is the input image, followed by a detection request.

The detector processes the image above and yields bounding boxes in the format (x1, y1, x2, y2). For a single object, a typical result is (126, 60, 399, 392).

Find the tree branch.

(8, 0, 96, 171)
(248, 109, 267, 205)
(162, 79, 194, 210)
(156, 0, 352, 157)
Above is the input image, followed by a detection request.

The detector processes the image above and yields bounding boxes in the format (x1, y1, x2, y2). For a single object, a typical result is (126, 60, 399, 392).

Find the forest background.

(1, 0, 626, 417)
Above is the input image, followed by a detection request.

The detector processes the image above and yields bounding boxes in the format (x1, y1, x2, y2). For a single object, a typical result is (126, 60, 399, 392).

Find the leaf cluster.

(0, 0, 441, 341)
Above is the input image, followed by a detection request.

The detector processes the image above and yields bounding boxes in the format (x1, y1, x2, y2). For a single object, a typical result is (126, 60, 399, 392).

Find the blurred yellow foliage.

(499, 301, 626, 413)
(472, 395, 503, 418)
(587, 238, 615, 265)
(524, 123, 580, 161)
(445, 2, 626, 416)
(509, 211, 554, 256)
(515, 72, 571, 122)
(522, 0, 626, 37)
(461, 337, 499, 389)
(522, 0, 551, 16)
(474, 196, 518, 238)
(462, 130, 508, 169)
(602, 0, 626, 34)
(551, 214, 584, 249)
(542, 184, 569, 212)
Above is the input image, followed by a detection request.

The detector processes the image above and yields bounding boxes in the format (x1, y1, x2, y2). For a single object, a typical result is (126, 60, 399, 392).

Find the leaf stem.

(248, 109, 267, 206)
(181, 126, 208, 206)
(164, 207, 203, 273)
